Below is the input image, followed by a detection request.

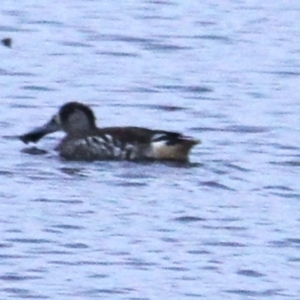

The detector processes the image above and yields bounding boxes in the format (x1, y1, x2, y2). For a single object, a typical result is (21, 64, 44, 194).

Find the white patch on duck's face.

(54, 114, 61, 126)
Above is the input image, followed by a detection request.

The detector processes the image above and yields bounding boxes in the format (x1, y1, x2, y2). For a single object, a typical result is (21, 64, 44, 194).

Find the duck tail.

(151, 133, 200, 161)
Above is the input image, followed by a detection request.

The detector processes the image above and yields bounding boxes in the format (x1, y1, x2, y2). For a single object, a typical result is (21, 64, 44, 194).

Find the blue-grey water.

(1, 1, 300, 299)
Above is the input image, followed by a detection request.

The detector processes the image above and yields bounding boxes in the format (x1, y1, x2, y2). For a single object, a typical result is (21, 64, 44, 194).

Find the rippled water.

(1, 1, 300, 299)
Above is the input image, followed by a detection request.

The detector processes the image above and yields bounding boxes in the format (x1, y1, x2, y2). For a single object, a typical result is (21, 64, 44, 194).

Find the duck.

(19, 102, 200, 161)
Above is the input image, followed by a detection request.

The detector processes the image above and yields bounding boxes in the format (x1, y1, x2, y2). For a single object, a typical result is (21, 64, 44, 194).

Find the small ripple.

(48, 260, 77, 266)
(21, 147, 48, 155)
(184, 292, 203, 298)
(191, 34, 232, 43)
(110, 180, 148, 187)
(163, 266, 189, 271)
(269, 143, 299, 151)
(148, 0, 177, 5)
(272, 160, 300, 167)
(0, 242, 13, 248)
(43, 228, 61, 234)
(181, 85, 213, 94)
(138, 103, 187, 112)
(190, 126, 222, 132)
(88, 274, 108, 279)
(225, 163, 251, 172)
(79, 260, 119, 266)
(288, 257, 300, 262)
(0, 274, 42, 281)
(172, 216, 206, 223)
(6, 238, 52, 244)
(3, 288, 49, 299)
(154, 84, 212, 94)
(225, 288, 282, 297)
(191, 125, 270, 134)
(237, 269, 265, 277)
(204, 224, 246, 232)
(262, 184, 300, 198)
(125, 258, 157, 269)
(268, 192, 300, 199)
(144, 42, 190, 52)
(109, 250, 130, 256)
(35, 250, 72, 255)
(6, 229, 23, 233)
(204, 241, 246, 247)
(201, 181, 234, 191)
(247, 91, 266, 99)
(62, 242, 89, 249)
(0, 70, 36, 77)
(138, 15, 177, 21)
(59, 167, 88, 177)
(155, 84, 182, 91)
(223, 125, 270, 133)
(269, 238, 300, 249)
(50, 260, 115, 266)
(0, 25, 34, 32)
(28, 20, 64, 27)
(129, 86, 159, 93)
(266, 70, 300, 77)
(52, 224, 85, 230)
(161, 237, 179, 243)
(8, 103, 39, 108)
(0, 254, 28, 259)
(98, 51, 138, 57)
(77, 288, 130, 296)
(21, 85, 56, 92)
(60, 41, 92, 48)
(216, 217, 240, 222)
(263, 185, 292, 191)
(33, 198, 83, 204)
(103, 34, 155, 44)
(187, 249, 210, 255)
(222, 226, 247, 232)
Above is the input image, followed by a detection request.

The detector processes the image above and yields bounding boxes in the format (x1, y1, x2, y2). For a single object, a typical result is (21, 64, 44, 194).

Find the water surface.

(1, 1, 300, 299)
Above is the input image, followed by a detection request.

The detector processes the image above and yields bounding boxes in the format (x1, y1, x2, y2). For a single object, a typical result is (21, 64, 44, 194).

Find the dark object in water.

(21, 147, 48, 155)
(1, 38, 12, 48)
(19, 102, 200, 161)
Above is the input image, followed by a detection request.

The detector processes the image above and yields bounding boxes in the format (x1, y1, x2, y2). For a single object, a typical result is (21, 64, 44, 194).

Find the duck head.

(20, 102, 97, 144)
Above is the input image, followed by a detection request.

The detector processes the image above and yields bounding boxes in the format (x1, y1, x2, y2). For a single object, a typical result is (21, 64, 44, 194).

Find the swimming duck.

(20, 102, 199, 161)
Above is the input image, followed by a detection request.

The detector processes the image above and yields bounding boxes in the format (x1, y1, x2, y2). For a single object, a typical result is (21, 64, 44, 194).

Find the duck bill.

(19, 116, 61, 144)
